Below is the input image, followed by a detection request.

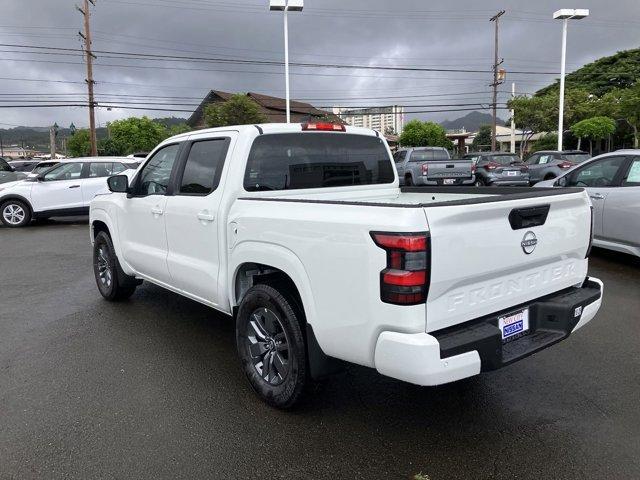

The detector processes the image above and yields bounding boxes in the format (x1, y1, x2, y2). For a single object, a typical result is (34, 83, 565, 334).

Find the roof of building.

(187, 90, 340, 126)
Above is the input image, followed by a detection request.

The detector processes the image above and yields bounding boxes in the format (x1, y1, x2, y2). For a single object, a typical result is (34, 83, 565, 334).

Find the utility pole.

(490, 10, 505, 152)
(510, 82, 516, 154)
(77, 0, 97, 156)
(50, 123, 58, 159)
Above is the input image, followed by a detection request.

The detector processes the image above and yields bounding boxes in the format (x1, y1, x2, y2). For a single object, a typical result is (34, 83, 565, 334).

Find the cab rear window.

(244, 133, 395, 191)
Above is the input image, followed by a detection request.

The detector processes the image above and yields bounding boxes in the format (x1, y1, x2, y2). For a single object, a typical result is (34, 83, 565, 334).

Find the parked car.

(8, 160, 40, 172)
(463, 152, 529, 186)
(89, 122, 602, 408)
(0, 157, 137, 227)
(25, 160, 60, 178)
(394, 147, 475, 186)
(536, 150, 640, 257)
(525, 150, 591, 184)
(0, 157, 27, 185)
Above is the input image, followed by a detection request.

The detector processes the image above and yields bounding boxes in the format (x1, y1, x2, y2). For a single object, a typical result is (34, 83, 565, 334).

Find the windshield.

(32, 162, 59, 174)
(489, 155, 520, 165)
(411, 149, 450, 161)
(0, 159, 12, 172)
(244, 133, 395, 191)
(563, 154, 590, 164)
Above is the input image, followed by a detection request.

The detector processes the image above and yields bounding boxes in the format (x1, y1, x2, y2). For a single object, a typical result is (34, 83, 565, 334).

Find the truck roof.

(165, 123, 380, 143)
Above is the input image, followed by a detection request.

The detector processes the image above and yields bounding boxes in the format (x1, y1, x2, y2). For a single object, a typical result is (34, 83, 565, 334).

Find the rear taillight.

(520, 165, 529, 172)
(371, 232, 430, 305)
(586, 205, 594, 258)
(301, 122, 346, 132)
(421, 163, 429, 176)
(471, 163, 477, 174)
(559, 161, 573, 169)
(484, 162, 500, 171)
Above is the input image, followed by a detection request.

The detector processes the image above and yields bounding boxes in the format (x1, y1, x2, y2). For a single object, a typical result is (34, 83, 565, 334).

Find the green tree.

(399, 120, 453, 149)
(203, 94, 267, 127)
(616, 84, 640, 148)
(98, 137, 125, 156)
(530, 133, 558, 153)
(107, 116, 168, 155)
(471, 125, 492, 151)
(166, 123, 192, 137)
(570, 116, 616, 154)
(536, 48, 640, 97)
(508, 94, 557, 152)
(67, 129, 91, 157)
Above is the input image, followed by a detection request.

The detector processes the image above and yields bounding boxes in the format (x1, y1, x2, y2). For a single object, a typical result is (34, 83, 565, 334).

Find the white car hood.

(0, 179, 27, 191)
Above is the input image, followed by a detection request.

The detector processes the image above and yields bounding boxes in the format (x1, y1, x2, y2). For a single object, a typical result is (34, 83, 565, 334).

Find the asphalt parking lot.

(1, 218, 639, 480)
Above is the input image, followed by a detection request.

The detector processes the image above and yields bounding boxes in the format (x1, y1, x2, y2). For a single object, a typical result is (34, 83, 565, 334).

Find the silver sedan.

(536, 150, 640, 258)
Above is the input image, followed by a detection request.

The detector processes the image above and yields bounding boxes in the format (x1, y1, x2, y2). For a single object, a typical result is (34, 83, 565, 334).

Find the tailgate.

(427, 160, 473, 180)
(423, 191, 591, 332)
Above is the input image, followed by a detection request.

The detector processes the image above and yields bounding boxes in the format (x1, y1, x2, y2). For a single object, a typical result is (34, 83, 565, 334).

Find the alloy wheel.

(245, 307, 290, 386)
(96, 245, 113, 288)
(2, 204, 25, 225)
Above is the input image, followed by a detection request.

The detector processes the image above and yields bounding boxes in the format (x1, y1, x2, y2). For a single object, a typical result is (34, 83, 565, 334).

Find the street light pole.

(283, 7, 290, 124)
(270, 0, 303, 124)
(557, 18, 568, 151)
(553, 9, 589, 151)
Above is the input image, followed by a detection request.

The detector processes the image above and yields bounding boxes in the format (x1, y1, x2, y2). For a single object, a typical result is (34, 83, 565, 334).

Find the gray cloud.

(1, 0, 638, 128)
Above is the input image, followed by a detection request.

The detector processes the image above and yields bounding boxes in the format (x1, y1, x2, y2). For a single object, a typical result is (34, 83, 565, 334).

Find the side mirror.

(555, 176, 568, 187)
(36, 174, 45, 182)
(107, 174, 129, 193)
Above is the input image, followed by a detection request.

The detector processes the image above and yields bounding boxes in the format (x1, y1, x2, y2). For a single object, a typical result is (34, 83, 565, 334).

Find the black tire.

(93, 231, 138, 301)
(544, 174, 556, 181)
(474, 178, 486, 187)
(0, 199, 31, 228)
(405, 174, 413, 186)
(236, 284, 307, 409)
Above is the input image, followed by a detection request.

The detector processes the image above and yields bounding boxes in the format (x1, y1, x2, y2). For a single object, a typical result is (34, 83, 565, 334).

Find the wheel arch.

(229, 242, 316, 325)
(0, 194, 33, 215)
(229, 242, 342, 379)
(89, 209, 135, 275)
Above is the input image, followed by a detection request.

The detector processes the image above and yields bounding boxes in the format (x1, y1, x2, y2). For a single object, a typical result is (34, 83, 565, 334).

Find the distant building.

(333, 106, 404, 135)
(0, 146, 38, 159)
(187, 90, 341, 128)
(455, 125, 549, 155)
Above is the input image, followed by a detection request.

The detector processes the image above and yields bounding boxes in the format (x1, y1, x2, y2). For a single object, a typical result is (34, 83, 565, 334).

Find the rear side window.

(88, 162, 127, 178)
(179, 139, 230, 195)
(622, 158, 640, 187)
(489, 155, 520, 165)
(411, 149, 450, 161)
(562, 154, 590, 164)
(0, 159, 11, 172)
(244, 133, 394, 191)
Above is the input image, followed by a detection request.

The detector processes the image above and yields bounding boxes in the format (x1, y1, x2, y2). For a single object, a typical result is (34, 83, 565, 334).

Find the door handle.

(197, 211, 215, 222)
(589, 193, 605, 200)
(69, 185, 80, 189)
(151, 206, 164, 216)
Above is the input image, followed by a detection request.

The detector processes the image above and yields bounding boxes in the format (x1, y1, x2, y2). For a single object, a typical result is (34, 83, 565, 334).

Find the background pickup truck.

(394, 147, 475, 186)
(90, 122, 603, 408)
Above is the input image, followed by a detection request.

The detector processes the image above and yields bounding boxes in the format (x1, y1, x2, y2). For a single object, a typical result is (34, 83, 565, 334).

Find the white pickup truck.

(90, 122, 603, 408)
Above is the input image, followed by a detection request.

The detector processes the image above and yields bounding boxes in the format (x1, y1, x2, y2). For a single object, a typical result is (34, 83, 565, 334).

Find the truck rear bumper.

(374, 277, 603, 386)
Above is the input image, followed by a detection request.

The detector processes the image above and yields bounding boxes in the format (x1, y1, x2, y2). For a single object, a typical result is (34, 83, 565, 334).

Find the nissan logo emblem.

(521, 231, 538, 254)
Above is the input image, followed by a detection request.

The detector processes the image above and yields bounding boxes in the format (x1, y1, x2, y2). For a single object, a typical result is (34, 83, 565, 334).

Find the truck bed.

(241, 186, 585, 208)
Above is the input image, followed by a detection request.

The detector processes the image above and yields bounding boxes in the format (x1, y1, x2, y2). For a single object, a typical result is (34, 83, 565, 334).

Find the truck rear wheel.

(93, 231, 138, 301)
(236, 284, 307, 409)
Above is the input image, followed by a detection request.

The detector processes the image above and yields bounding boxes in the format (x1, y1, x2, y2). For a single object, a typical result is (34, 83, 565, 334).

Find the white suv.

(0, 157, 137, 227)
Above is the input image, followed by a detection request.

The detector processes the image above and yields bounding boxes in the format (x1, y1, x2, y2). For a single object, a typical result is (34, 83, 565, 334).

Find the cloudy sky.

(1, 0, 638, 129)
